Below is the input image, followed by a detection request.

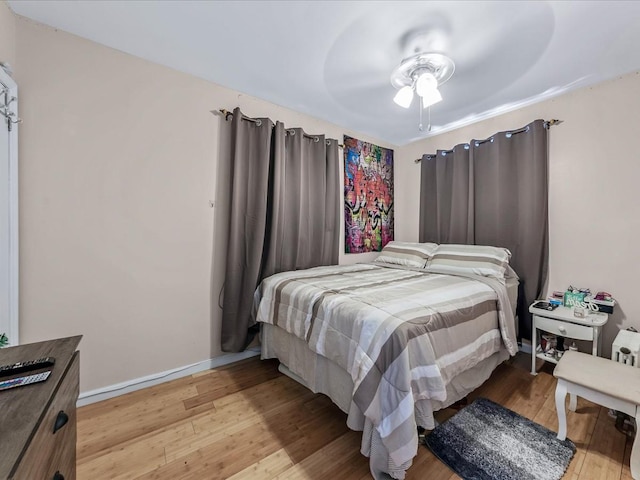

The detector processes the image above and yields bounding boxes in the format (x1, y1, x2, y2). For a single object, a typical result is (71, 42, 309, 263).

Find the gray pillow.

(374, 241, 438, 268)
(426, 244, 511, 282)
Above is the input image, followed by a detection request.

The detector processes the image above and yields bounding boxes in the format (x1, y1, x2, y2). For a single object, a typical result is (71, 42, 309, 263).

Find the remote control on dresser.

(0, 357, 55, 378)
(0, 371, 52, 391)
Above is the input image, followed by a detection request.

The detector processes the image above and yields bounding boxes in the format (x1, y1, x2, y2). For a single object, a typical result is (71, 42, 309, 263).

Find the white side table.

(530, 303, 608, 375)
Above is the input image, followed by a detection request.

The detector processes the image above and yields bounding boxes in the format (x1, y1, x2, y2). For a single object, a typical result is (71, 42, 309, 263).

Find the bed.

(253, 242, 519, 479)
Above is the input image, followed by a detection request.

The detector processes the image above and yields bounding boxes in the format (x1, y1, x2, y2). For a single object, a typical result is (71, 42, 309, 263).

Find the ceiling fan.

(390, 52, 455, 132)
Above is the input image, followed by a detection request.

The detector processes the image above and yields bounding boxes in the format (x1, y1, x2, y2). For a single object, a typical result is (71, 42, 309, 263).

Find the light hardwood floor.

(77, 354, 633, 479)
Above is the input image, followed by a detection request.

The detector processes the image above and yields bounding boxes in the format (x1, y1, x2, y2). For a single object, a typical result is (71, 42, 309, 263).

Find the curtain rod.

(286, 128, 323, 144)
(413, 118, 563, 163)
(217, 108, 261, 125)
(216, 109, 344, 148)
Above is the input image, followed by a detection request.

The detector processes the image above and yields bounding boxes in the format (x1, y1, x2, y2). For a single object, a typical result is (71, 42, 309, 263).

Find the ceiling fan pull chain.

(428, 106, 432, 132)
(418, 96, 424, 131)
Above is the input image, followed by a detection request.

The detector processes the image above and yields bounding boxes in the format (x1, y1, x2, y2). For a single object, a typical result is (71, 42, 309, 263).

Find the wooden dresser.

(0, 336, 82, 480)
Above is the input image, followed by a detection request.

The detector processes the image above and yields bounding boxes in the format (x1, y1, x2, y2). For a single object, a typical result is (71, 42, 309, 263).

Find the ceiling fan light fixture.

(415, 72, 437, 97)
(393, 85, 414, 108)
(415, 71, 442, 108)
(420, 87, 442, 108)
(390, 52, 454, 131)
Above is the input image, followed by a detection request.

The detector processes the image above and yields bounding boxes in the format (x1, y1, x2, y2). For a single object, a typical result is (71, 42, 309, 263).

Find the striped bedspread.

(253, 263, 518, 478)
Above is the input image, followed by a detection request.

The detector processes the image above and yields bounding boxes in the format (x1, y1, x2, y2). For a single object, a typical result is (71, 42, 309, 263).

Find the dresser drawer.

(12, 353, 79, 480)
(534, 315, 594, 341)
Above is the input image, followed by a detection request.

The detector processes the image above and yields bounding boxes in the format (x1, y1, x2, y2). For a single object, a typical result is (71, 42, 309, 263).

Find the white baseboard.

(519, 341, 532, 354)
(78, 340, 533, 407)
(77, 347, 261, 407)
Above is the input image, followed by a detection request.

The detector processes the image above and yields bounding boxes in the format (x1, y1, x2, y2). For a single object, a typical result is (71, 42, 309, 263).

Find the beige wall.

(14, 18, 390, 392)
(396, 71, 640, 357)
(14, 4, 637, 392)
(0, 1, 15, 68)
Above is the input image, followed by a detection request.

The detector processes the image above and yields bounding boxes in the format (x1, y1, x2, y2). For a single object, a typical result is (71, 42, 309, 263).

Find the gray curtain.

(221, 109, 340, 352)
(418, 119, 549, 340)
(473, 119, 548, 340)
(221, 109, 274, 352)
(419, 144, 474, 244)
(261, 128, 340, 278)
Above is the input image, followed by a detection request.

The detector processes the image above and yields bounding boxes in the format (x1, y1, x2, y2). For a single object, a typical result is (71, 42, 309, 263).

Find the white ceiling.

(8, 1, 640, 145)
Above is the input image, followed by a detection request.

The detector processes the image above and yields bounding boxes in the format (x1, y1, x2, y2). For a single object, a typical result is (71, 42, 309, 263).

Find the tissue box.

(563, 291, 586, 307)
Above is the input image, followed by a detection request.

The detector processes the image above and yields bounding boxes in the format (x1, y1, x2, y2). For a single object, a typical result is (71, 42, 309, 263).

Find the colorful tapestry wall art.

(343, 135, 394, 253)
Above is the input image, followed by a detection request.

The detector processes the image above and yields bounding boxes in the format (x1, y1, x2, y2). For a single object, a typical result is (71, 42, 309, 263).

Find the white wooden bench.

(554, 350, 640, 479)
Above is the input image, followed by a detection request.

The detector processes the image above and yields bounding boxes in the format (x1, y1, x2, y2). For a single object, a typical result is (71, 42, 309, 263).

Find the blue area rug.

(424, 397, 576, 480)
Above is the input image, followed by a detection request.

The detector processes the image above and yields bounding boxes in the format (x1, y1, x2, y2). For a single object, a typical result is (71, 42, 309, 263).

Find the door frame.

(0, 66, 19, 346)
